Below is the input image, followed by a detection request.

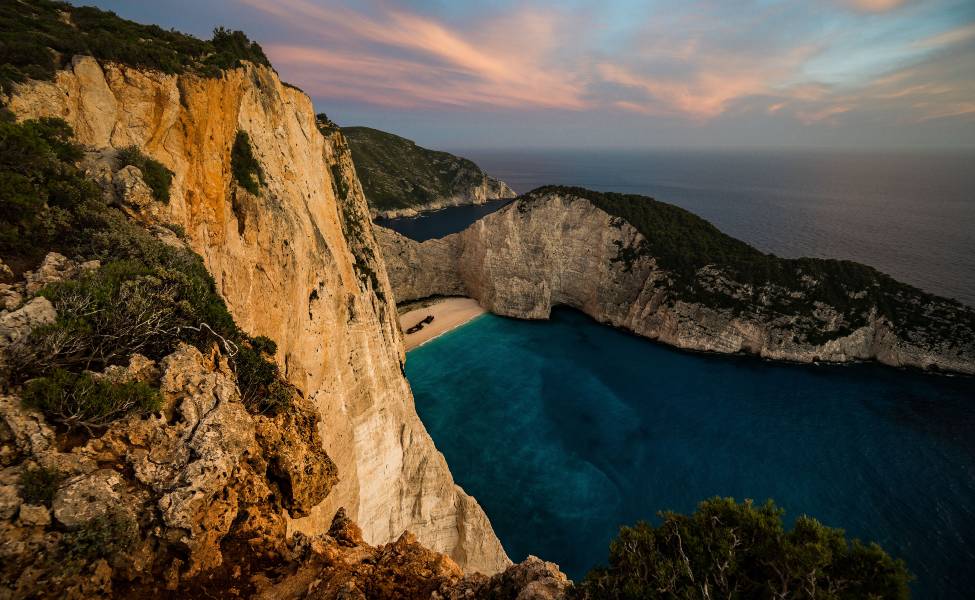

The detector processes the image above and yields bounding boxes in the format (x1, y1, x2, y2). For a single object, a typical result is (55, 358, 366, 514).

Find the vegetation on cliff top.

(342, 125, 510, 213)
(0, 0, 270, 94)
(525, 186, 975, 346)
(578, 498, 911, 600)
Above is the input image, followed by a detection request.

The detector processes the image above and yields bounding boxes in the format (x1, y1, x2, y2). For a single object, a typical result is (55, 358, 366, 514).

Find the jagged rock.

(0, 395, 56, 466)
(52, 469, 128, 529)
(0, 297, 56, 349)
(17, 504, 50, 528)
(114, 165, 154, 215)
(442, 556, 572, 600)
(0, 483, 20, 520)
(0, 283, 23, 311)
(12, 54, 509, 573)
(24, 253, 79, 294)
(0, 260, 13, 280)
(255, 404, 338, 517)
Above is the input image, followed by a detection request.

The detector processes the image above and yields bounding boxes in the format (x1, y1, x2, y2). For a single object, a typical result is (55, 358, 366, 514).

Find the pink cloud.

(837, 0, 910, 13)
(238, 0, 587, 110)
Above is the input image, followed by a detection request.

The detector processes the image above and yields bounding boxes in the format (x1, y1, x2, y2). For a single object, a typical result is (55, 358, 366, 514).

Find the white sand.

(400, 297, 486, 351)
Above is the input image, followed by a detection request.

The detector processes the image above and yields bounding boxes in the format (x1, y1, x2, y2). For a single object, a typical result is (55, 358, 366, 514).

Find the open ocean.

(381, 149, 975, 306)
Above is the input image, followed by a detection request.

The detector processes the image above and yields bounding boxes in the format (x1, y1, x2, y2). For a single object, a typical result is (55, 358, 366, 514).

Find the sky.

(73, 0, 975, 150)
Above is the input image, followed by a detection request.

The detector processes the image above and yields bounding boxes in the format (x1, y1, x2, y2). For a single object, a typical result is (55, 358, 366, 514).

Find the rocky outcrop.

(376, 191, 975, 374)
(8, 56, 509, 573)
(340, 126, 516, 219)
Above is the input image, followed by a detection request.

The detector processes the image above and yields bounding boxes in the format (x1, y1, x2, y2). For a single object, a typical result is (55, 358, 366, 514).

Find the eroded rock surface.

(376, 191, 975, 374)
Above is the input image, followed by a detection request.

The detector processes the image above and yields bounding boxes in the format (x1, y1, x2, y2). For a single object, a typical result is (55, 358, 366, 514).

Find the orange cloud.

(837, 0, 910, 13)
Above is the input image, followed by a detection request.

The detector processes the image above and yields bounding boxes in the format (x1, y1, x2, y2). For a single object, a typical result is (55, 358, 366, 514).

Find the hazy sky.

(74, 0, 975, 150)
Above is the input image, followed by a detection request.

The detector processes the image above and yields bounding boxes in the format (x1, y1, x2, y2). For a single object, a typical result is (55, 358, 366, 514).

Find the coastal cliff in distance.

(377, 187, 975, 375)
(0, 0, 520, 593)
(341, 126, 516, 218)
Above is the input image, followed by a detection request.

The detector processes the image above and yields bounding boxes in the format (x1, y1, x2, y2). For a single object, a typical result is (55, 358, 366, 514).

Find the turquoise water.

(407, 308, 975, 599)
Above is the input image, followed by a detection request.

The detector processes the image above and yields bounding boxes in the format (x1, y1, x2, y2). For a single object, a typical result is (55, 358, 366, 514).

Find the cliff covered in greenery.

(341, 126, 515, 218)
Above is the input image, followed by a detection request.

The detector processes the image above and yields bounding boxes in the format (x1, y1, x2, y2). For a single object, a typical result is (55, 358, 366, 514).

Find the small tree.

(578, 498, 911, 600)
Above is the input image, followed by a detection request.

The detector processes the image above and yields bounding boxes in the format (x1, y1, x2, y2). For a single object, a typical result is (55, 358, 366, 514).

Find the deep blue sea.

(408, 309, 975, 598)
(380, 149, 975, 306)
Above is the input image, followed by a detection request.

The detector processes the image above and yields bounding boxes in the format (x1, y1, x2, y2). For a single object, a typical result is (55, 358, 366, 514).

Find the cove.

(407, 307, 975, 599)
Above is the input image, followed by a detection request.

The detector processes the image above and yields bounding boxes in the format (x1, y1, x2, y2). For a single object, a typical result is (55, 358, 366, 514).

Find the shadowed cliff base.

(377, 186, 975, 375)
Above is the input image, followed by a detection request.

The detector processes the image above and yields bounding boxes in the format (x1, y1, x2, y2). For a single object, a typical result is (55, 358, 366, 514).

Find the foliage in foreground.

(63, 509, 139, 562)
(18, 465, 63, 507)
(22, 369, 161, 432)
(116, 145, 173, 203)
(577, 498, 911, 600)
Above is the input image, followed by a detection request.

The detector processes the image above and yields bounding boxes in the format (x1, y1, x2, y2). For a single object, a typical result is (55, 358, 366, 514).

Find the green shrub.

(18, 465, 63, 507)
(116, 145, 173, 203)
(231, 131, 264, 195)
(233, 337, 292, 414)
(578, 497, 912, 600)
(63, 509, 138, 562)
(22, 369, 161, 432)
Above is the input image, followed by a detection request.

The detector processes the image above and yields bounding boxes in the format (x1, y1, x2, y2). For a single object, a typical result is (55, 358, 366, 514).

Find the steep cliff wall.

(377, 191, 975, 375)
(8, 56, 509, 573)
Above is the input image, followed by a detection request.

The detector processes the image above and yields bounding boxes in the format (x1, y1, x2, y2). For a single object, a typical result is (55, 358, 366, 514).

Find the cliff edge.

(5, 49, 509, 575)
(377, 187, 975, 375)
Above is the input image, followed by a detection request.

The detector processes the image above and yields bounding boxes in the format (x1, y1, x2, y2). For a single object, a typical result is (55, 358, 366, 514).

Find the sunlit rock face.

(377, 192, 975, 375)
(9, 56, 509, 574)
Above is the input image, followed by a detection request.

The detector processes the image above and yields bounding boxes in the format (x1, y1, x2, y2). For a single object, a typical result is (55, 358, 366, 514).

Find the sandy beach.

(399, 297, 486, 350)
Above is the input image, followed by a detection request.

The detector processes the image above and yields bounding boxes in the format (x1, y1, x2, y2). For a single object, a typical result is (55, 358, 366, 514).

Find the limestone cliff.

(377, 189, 975, 375)
(340, 126, 516, 219)
(7, 56, 509, 573)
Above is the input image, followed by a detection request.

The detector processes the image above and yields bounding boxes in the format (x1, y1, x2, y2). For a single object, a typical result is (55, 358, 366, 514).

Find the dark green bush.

(0, 1, 271, 93)
(18, 465, 63, 507)
(22, 369, 161, 431)
(234, 337, 293, 414)
(63, 509, 138, 562)
(231, 131, 264, 195)
(578, 497, 911, 600)
(116, 145, 173, 203)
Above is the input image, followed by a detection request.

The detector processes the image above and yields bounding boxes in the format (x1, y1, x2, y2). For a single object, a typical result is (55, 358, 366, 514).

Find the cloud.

(237, 0, 587, 110)
(838, 0, 910, 13)
(230, 0, 975, 130)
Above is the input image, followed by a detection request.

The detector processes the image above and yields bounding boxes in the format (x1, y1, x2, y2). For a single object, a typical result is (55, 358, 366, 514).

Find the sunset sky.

(76, 0, 974, 149)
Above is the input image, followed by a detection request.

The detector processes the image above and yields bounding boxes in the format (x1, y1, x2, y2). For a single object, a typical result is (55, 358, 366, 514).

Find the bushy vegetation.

(116, 145, 173, 203)
(235, 336, 294, 414)
(22, 369, 161, 432)
(0, 116, 96, 262)
(341, 126, 495, 212)
(1, 117, 290, 424)
(578, 498, 911, 600)
(529, 186, 975, 344)
(63, 510, 138, 562)
(18, 465, 63, 507)
(231, 131, 264, 195)
(0, 0, 271, 94)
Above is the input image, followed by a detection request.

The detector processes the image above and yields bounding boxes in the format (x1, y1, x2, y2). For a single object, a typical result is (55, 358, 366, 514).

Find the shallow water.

(407, 308, 975, 599)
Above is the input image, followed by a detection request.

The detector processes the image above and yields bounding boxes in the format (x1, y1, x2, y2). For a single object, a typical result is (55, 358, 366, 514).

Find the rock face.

(9, 56, 509, 573)
(376, 191, 975, 374)
(341, 126, 516, 219)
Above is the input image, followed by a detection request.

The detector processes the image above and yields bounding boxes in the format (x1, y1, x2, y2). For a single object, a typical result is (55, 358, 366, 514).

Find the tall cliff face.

(341, 126, 516, 219)
(7, 56, 509, 573)
(376, 191, 975, 375)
